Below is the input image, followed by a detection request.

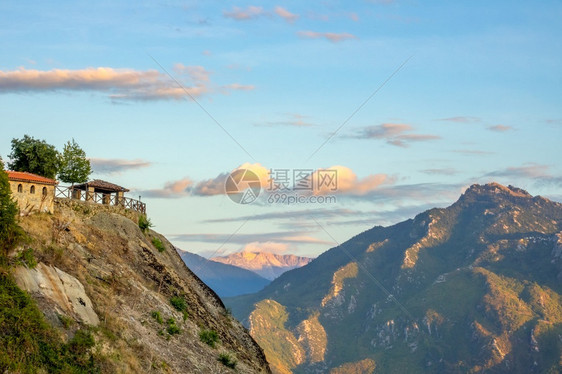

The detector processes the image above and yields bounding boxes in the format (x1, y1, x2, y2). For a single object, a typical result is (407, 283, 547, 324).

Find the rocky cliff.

(8, 199, 271, 373)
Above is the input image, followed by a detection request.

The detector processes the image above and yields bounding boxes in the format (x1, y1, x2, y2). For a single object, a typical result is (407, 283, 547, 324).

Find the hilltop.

(227, 183, 562, 373)
(2, 199, 271, 373)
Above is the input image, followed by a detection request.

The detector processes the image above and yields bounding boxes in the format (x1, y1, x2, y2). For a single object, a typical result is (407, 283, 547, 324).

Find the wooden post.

(86, 186, 94, 201)
(115, 191, 124, 206)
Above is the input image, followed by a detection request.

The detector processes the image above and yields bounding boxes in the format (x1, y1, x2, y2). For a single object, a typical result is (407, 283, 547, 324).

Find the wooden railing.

(55, 186, 146, 214)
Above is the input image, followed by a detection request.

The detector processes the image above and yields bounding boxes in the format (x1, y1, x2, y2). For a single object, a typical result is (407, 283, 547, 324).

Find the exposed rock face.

(14, 262, 100, 326)
(211, 251, 313, 280)
(16, 200, 271, 373)
(227, 183, 562, 373)
(249, 299, 305, 374)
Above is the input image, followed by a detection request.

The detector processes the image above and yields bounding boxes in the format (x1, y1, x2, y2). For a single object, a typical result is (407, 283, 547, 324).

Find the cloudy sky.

(1, 1, 561, 258)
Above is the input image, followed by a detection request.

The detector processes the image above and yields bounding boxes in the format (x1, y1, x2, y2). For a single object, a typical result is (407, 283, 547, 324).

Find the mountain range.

(211, 251, 314, 280)
(178, 249, 271, 297)
(226, 183, 562, 373)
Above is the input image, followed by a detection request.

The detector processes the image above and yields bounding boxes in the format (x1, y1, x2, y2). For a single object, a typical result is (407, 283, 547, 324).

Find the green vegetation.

(170, 295, 187, 312)
(217, 353, 237, 369)
(58, 138, 92, 185)
(199, 329, 219, 348)
(57, 313, 75, 328)
(138, 215, 153, 233)
(8, 135, 60, 179)
(152, 237, 165, 252)
(166, 318, 180, 335)
(151, 310, 163, 324)
(0, 270, 99, 373)
(0, 160, 23, 255)
(15, 248, 37, 269)
(228, 184, 562, 373)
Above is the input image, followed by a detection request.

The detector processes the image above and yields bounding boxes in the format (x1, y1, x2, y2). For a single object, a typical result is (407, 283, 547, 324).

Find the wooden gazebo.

(54, 179, 146, 214)
(73, 179, 129, 205)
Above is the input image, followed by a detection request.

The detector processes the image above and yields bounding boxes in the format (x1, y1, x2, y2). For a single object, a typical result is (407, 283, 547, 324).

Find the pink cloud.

(0, 66, 253, 101)
(297, 30, 357, 43)
(221, 83, 256, 91)
(193, 163, 270, 196)
(487, 125, 514, 132)
(274, 6, 299, 23)
(140, 164, 393, 200)
(354, 123, 440, 147)
(223, 6, 265, 20)
(437, 116, 481, 123)
(312, 165, 392, 196)
(140, 178, 193, 198)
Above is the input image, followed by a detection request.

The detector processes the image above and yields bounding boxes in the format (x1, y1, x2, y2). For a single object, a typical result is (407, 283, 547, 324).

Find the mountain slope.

(227, 183, 562, 373)
(211, 251, 314, 280)
(6, 199, 271, 373)
(178, 249, 271, 297)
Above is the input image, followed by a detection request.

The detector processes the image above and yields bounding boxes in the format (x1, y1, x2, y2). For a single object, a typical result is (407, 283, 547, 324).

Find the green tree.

(0, 158, 22, 255)
(58, 139, 92, 185)
(8, 135, 59, 179)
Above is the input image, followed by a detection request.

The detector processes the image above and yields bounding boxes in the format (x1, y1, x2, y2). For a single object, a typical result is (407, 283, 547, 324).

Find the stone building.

(7, 171, 58, 214)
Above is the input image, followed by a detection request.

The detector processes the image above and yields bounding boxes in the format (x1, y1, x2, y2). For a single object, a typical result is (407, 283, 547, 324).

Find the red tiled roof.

(7, 171, 58, 185)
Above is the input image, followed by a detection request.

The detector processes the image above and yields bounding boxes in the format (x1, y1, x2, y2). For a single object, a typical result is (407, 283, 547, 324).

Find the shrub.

(138, 215, 153, 233)
(166, 318, 180, 335)
(66, 329, 96, 368)
(15, 248, 37, 269)
(151, 311, 163, 324)
(57, 314, 74, 328)
(199, 329, 219, 348)
(151, 237, 165, 252)
(0, 271, 99, 372)
(0, 160, 23, 255)
(170, 296, 187, 312)
(218, 353, 237, 369)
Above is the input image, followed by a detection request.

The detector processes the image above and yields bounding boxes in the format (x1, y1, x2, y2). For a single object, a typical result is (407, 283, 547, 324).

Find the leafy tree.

(58, 139, 92, 185)
(8, 135, 59, 179)
(0, 158, 22, 255)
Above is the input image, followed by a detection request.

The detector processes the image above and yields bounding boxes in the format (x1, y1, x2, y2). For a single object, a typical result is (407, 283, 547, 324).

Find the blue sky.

(1, 1, 561, 258)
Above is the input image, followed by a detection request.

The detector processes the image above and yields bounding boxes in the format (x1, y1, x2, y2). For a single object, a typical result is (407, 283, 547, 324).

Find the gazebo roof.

(73, 179, 129, 193)
(7, 171, 58, 186)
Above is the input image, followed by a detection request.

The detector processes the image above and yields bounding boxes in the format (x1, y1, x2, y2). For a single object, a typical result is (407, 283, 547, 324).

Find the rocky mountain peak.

(462, 182, 532, 200)
(211, 251, 314, 281)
